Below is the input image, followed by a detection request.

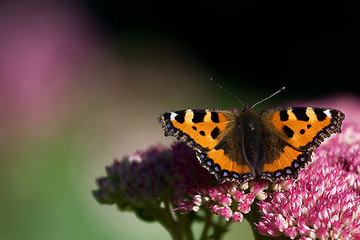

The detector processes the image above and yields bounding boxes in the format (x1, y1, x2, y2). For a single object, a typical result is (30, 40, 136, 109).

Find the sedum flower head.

(257, 122, 360, 239)
(172, 142, 293, 222)
(93, 145, 174, 220)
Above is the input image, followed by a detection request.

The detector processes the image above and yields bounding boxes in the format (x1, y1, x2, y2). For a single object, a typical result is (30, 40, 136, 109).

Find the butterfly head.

(242, 102, 253, 111)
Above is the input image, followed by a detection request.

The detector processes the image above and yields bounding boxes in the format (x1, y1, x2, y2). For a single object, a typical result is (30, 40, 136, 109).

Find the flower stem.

(212, 215, 233, 240)
(158, 200, 195, 240)
(243, 201, 266, 240)
(176, 212, 194, 240)
(148, 202, 183, 240)
(200, 210, 213, 240)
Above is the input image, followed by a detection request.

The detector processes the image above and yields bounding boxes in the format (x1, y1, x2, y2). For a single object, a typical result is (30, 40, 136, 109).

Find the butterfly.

(158, 88, 345, 183)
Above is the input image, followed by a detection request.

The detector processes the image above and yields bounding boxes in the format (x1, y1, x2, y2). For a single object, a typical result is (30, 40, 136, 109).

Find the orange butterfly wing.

(158, 109, 254, 182)
(259, 107, 344, 181)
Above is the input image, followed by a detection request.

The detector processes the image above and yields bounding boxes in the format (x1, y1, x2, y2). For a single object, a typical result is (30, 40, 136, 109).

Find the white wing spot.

(170, 112, 177, 120)
(323, 109, 332, 118)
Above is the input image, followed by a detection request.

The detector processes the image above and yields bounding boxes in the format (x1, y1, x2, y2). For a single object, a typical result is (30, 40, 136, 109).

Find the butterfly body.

(158, 105, 344, 183)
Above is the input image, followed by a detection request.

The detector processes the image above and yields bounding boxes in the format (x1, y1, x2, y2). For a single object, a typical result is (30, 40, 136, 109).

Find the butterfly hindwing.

(261, 142, 313, 181)
(199, 124, 255, 183)
(158, 109, 255, 182)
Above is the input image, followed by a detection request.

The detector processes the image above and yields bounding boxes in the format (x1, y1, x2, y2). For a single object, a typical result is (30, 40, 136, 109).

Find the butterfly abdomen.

(238, 109, 265, 176)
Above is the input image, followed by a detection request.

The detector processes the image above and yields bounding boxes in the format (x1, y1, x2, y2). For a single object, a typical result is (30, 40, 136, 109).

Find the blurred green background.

(1, 1, 359, 239)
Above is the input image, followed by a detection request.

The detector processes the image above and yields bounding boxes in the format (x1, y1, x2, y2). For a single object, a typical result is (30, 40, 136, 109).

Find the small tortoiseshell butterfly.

(158, 86, 344, 183)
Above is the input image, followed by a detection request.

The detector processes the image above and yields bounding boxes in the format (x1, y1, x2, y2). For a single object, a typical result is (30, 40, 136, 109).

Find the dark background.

(87, 1, 360, 97)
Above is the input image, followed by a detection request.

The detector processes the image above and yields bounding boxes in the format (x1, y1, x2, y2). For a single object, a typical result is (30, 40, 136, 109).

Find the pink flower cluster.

(93, 145, 174, 210)
(257, 120, 360, 239)
(173, 142, 279, 222)
(192, 180, 267, 222)
(172, 141, 296, 222)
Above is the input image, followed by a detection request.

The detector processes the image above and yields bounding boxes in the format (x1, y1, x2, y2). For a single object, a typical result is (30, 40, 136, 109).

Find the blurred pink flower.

(93, 145, 174, 211)
(0, 1, 99, 135)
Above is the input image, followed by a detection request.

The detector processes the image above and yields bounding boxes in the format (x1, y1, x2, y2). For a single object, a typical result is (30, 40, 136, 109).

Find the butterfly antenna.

(251, 87, 285, 108)
(211, 77, 245, 107)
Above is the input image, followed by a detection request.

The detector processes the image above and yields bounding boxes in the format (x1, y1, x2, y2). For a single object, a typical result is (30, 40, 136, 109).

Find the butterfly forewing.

(261, 107, 344, 151)
(158, 109, 255, 182)
(158, 109, 235, 151)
